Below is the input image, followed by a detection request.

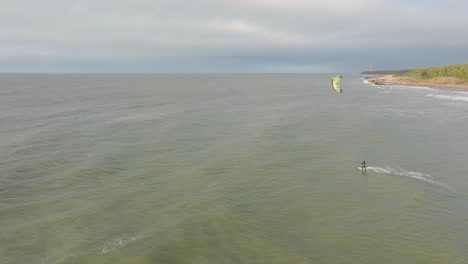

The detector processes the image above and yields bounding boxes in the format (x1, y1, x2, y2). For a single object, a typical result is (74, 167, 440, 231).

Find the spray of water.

(366, 166, 452, 189)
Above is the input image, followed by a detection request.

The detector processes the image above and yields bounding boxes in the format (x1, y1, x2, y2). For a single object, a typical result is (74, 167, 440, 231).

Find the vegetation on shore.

(402, 64, 468, 81)
(370, 79, 385, 85)
(366, 64, 468, 89)
(363, 64, 468, 81)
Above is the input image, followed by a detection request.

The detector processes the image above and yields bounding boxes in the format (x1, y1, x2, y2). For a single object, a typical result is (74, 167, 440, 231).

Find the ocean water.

(1, 73, 467, 264)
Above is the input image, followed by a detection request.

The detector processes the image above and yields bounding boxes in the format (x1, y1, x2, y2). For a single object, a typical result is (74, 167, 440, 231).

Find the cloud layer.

(1, 0, 467, 72)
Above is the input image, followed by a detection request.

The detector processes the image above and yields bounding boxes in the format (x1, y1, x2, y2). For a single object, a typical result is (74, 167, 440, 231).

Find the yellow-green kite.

(331, 75, 342, 93)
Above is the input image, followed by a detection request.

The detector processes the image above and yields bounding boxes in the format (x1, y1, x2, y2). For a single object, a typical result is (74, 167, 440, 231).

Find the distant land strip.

(363, 64, 468, 90)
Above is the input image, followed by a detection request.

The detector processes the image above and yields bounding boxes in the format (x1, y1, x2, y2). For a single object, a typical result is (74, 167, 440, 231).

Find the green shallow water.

(1, 74, 467, 263)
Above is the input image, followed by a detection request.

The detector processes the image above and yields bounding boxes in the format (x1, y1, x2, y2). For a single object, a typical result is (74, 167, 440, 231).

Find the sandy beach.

(367, 75, 468, 90)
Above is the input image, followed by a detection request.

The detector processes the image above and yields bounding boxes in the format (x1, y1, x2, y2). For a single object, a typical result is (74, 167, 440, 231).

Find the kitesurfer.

(361, 161, 366, 171)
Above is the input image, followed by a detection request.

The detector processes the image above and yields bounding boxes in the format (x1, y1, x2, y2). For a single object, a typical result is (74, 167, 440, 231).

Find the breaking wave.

(426, 94, 468, 102)
(99, 235, 143, 254)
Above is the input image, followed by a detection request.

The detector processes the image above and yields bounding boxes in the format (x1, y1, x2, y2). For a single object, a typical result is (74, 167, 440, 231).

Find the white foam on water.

(364, 79, 468, 103)
(40, 235, 143, 264)
(426, 94, 468, 103)
(390, 85, 438, 91)
(366, 166, 452, 189)
(99, 235, 143, 255)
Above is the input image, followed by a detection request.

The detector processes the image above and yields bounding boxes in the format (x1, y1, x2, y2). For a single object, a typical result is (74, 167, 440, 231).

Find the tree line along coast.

(363, 64, 468, 90)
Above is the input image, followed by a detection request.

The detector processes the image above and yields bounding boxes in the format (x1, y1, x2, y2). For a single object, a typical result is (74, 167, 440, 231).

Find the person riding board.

(361, 161, 366, 171)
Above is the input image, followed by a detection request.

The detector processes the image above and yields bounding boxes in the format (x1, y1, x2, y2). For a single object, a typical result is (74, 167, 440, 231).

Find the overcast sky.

(1, 0, 467, 73)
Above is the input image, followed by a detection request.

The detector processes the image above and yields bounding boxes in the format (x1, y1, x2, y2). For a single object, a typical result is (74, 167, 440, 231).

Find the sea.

(1, 73, 467, 264)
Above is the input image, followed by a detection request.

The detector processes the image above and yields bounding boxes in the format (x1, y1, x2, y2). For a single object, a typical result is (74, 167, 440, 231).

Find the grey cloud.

(0, 0, 467, 72)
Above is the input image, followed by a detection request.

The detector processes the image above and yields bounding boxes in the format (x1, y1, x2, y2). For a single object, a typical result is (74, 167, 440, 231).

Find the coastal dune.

(368, 75, 468, 90)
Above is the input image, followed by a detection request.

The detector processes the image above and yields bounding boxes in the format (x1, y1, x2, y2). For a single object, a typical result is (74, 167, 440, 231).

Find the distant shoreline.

(366, 75, 468, 91)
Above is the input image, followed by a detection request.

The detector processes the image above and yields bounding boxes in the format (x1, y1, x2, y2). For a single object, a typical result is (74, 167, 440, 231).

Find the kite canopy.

(331, 75, 342, 93)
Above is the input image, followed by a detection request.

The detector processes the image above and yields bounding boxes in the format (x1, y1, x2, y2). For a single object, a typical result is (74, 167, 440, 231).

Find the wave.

(426, 94, 468, 102)
(99, 235, 143, 254)
(41, 235, 143, 263)
(366, 166, 452, 189)
(102, 113, 165, 125)
(363, 78, 468, 103)
(391, 85, 438, 91)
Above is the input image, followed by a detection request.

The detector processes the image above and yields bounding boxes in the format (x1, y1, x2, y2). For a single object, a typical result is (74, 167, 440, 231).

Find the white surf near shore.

(366, 166, 452, 189)
(426, 93, 468, 103)
(363, 77, 468, 103)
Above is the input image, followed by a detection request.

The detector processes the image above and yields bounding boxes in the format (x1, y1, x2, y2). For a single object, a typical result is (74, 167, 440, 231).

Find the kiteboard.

(358, 167, 366, 171)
